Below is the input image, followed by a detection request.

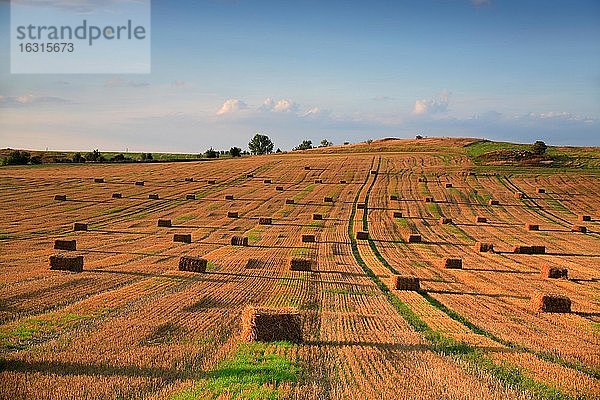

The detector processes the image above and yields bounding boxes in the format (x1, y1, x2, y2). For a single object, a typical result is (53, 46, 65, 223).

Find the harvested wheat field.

(1, 138, 599, 400)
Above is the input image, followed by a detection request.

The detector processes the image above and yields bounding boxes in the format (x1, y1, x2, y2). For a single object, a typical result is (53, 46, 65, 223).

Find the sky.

(0, 0, 599, 152)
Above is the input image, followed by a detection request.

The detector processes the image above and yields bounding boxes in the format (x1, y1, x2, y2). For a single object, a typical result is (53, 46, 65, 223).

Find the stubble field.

(0, 138, 598, 399)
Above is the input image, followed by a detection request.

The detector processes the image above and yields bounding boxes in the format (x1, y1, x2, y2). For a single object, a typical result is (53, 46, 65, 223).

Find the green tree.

(293, 140, 312, 151)
(229, 147, 242, 157)
(531, 140, 547, 155)
(72, 152, 85, 163)
(3, 150, 31, 165)
(86, 149, 104, 162)
(319, 139, 333, 147)
(248, 133, 274, 155)
(205, 148, 219, 158)
(30, 155, 43, 165)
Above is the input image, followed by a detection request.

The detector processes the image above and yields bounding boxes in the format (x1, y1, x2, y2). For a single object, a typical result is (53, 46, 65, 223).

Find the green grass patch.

(172, 342, 298, 400)
(293, 184, 315, 202)
(175, 214, 197, 222)
(101, 207, 127, 215)
(246, 228, 262, 242)
(125, 212, 149, 221)
(0, 308, 111, 350)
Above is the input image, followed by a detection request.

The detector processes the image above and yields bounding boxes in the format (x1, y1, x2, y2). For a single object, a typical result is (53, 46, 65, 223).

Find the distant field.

(0, 138, 599, 399)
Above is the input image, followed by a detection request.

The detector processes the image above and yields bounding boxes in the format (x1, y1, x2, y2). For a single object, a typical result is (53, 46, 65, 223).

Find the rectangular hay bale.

(135, 181, 145, 186)
(49, 254, 83, 272)
(340, 180, 347, 184)
(148, 194, 159, 200)
(536, 188, 546, 194)
(302, 234, 315, 243)
(424, 197, 434, 203)
(54, 195, 67, 201)
(241, 306, 302, 343)
(54, 240, 76, 251)
(390, 195, 398, 200)
(571, 225, 587, 233)
(276, 186, 284, 191)
(441, 258, 462, 269)
(324, 197, 333, 203)
(474, 242, 494, 252)
(406, 234, 421, 243)
(393, 276, 420, 291)
(578, 215, 591, 222)
(73, 223, 88, 231)
(207, 180, 216, 184)
(231, 235, 248, 246)
(314, 179, 322, 184)
(225, 195, 234, 200)
(285, 199, 295, 204)
(393, 211, 403, 218)
(526, 223, 540, 231)
(263, 179, 272, 184)
(540, 265, 568, 279)
(94, 178, 104, 183)
(227, 211, 239, 218)
(186, 194, 196, 200)
(259, 217, 272, 225)
(488, 199, 500, 205)
(357, 203, 366, 209)
(439, 217, 452, 225)
(312, 213, 323, 220)
(178, 256, 207, 273)
(356, 231, 369, 240)
(533, 294, 570, 313)
(445, 183, 453, 188)
(475, 216, 487, 223)
(173, 234, 191, 244)
(158, 219, 172, 227)
(112, 193, 122, 199)
(184, 177, 194, 182)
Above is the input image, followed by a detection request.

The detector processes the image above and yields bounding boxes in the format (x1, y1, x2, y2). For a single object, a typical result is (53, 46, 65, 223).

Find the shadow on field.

(370, 239, 471, 247)
(82, 249, 178, 257)
(545, 252, 600, 258)
(0, 359, 194, 380)
(425, 289, 529, 300)
(574, 311, 600, 318)
(91, 229, 154, 235)
(461, 267, 539, 275)
(302, 340, 517, 354)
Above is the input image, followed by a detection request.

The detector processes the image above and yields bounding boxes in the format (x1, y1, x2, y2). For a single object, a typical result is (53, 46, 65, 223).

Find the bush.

(532, 140, 547, 155)
(140, 152, 153, 161)
(229, 147, 242, 157)
(72, 153, 85, 163)
(86, 149, 104, 162)
(319, 139, 333, 147)
(3, 150, 31, 165)
(111, 154, 126, 162)
(30, 155, 43, 165)
(293, 140, 312, 151)
(205, 148, 219, 158)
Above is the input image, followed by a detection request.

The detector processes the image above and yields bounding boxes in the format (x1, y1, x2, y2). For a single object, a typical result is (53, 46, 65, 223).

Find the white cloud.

(413, 91, 451, 115)
(273, 99, 298, 113)
(216, 98, 248, 115)
(0, 94, 68, 107)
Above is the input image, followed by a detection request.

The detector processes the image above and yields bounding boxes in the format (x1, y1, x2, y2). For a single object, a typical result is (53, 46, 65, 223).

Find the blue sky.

(0, 0, 599, 152)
